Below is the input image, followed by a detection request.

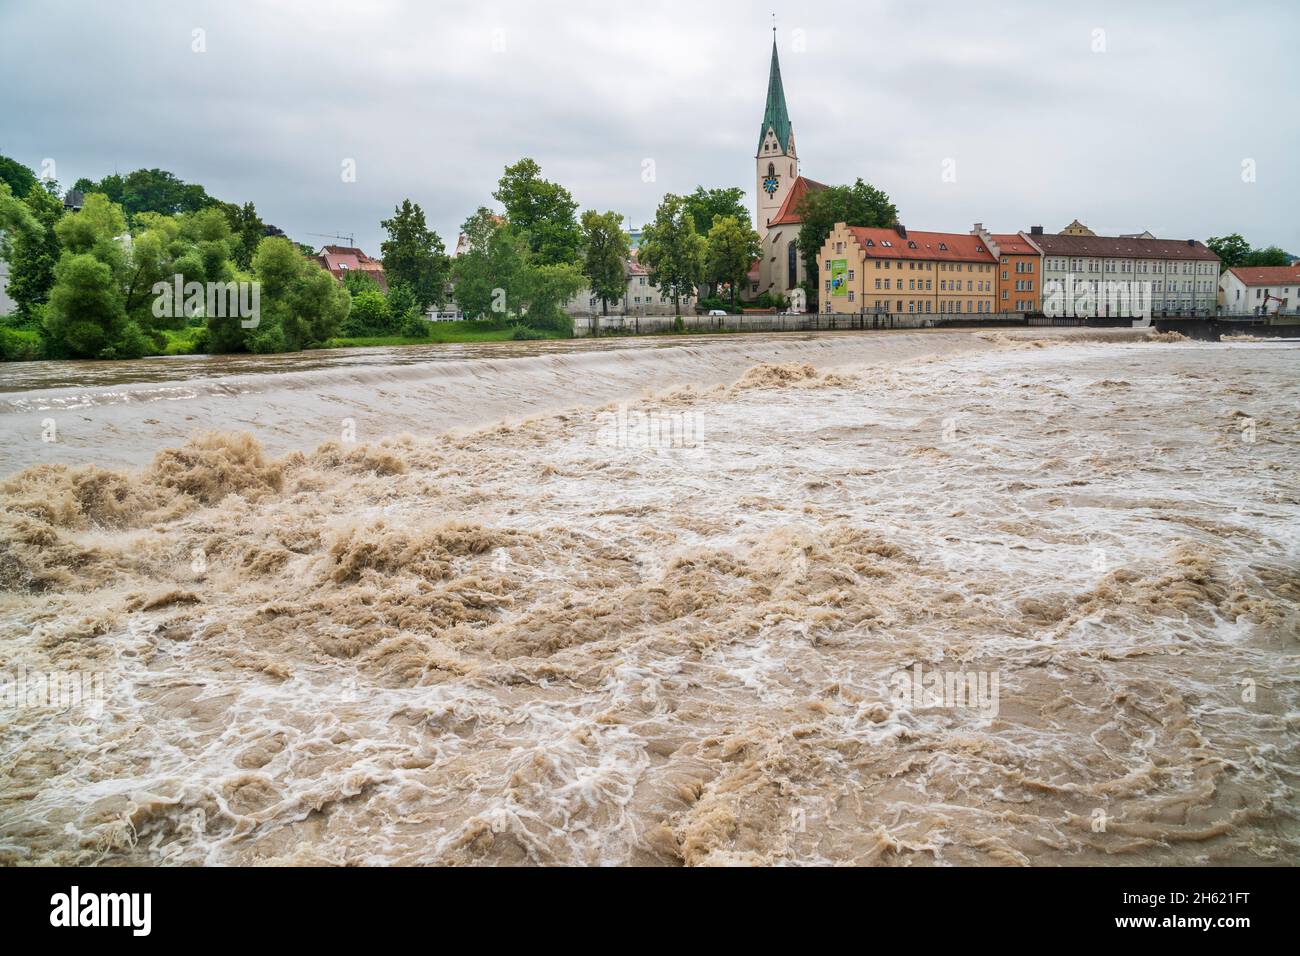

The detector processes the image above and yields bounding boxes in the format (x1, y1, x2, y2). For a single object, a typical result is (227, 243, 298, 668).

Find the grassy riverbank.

(0, 320, 569, 361)
(323, 321, 564, 348)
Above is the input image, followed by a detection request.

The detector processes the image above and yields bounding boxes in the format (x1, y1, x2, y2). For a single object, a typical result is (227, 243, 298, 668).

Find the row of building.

(747, 37, 1295, 320)
(813, 220, 1242, 318)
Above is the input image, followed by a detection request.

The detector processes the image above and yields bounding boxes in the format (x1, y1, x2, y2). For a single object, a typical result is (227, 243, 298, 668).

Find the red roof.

(845, 227, 997, 264)
(768, 176, 827, 227)
(990, 233, 1039, 256)
(1227, 266, 1300, 286)
(315, 245, 387, 291)
(625, 248, 645, 277)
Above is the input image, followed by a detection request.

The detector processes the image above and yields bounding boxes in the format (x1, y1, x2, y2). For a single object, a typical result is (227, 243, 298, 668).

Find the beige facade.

(820, 223, 998, 317)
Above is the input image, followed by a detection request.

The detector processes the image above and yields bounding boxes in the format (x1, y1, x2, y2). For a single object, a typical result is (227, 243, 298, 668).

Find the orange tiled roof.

(845, 227, 997, 264)
(768, 176, 827, 227)
(1227, 265, 1300, 286)
(990, 233, 1039, 256)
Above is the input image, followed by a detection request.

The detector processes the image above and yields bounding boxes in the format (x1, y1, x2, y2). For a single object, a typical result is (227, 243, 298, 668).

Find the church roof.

(768, 176, 827, 227)
(757, 39, 793, 155)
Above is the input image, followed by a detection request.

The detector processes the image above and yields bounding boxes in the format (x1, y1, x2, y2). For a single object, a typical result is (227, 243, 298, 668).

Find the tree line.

(10, 148, 1275, 362)
(335, 158, 773, 340)
(0, 158, 343, 360)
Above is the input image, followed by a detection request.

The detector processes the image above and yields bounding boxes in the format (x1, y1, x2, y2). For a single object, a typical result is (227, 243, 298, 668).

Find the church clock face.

(762, 175, 780, 195)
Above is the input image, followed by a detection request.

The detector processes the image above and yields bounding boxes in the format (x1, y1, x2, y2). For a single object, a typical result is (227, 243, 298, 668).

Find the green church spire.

(757, 38, 793, 156)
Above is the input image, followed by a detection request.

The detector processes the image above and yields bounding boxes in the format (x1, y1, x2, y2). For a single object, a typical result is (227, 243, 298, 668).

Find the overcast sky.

(2, 0, 1296, 255)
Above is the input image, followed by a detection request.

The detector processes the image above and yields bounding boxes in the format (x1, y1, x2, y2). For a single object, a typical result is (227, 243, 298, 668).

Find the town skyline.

(2, 0, 1296, 257)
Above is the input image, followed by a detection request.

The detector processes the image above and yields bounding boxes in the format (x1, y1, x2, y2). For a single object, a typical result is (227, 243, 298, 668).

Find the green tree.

(44, 254, 144, 358)
(206, 237, 348, 354)
(452, 208, 526, 320)
(797, 179, 897, 308)
(44, 193, 150, 357)
(637, 194, 706, 318)
(219, 201, 268, 269)
(342, 269, 380, 296)
(379, 199, 450, 310)
(683, 186, 750, 236)
(1244, 245, 1290, 267)
(387, 283, 423, 334)
(493, 158, 581, 266)
(519, 261, 585, 332)
(580, 210, 630, 315)
(55, 192, 127, 257)
(0, 155, 38, 199)
(120, 214, 180, 322)
(1207, 234, 1250, 268)
(115, 168, 215, 219)
(705, 214, 761, 307)
(1, 181, 63, 321)
(451, 206, 582, 329)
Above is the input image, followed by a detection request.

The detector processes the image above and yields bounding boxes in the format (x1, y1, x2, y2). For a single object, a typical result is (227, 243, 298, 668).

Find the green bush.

(749, 291, 789, 310)
(342, 288, 394, 336)
(0, 326, 42, 361)
(399, 310, 430, 338)
(509, 323, 546, 340)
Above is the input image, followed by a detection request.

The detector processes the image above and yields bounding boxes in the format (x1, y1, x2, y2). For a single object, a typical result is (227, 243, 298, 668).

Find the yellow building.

(820, 222, 998, 316)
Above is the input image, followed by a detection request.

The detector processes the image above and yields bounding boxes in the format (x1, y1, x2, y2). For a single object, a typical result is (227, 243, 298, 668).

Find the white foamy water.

(1, 331, 1296, 865)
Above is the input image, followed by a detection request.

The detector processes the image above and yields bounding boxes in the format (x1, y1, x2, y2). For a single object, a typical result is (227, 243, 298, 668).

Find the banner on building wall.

(830, 259, 848, 296)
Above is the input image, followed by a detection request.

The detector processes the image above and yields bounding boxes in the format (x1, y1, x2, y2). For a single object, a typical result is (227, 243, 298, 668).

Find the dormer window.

(881, 240, 892, 247)
(907, 241, 917, 249)
(938, 242, 947, 251)
(865, 239, 874, 247)
(976, 245, 985, 252)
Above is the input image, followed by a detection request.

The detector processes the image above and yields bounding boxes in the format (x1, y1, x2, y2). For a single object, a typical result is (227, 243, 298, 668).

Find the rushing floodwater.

(0, 329, 1296, 865)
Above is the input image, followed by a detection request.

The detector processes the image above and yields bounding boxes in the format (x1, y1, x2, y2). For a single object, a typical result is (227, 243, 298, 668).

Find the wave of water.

(0, 330, 1296, 865)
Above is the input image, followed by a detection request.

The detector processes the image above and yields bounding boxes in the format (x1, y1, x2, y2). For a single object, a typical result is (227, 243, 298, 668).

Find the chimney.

(1030, 225, 1044, 235)
(894, 223, 907, 239)
(972, 222, 983, 235)
(1186, 239, 1195, 246)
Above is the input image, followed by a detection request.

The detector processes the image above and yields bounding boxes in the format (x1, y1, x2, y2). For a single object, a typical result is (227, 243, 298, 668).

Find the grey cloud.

(1, 0, 1295, 254)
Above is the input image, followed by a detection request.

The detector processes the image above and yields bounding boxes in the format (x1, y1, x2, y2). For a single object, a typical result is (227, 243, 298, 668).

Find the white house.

(565, 249, 698, 317)
(1030, 230, 1220, 316)
(1219, 265, 1300, 316)
(0, 257, 14, 316)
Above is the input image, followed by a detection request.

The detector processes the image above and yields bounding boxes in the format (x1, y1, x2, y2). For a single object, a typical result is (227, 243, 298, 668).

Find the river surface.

(0, 328, 1296, 865)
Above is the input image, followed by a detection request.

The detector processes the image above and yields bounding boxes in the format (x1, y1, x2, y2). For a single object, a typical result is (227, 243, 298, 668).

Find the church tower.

(756, 34, 797, 240)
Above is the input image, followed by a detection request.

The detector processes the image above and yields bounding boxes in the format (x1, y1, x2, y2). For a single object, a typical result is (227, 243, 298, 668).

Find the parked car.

(707, 309, 728, 317)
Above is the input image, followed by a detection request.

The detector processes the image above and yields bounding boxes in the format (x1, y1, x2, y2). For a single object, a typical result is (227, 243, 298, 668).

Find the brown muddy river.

(0, 328, 1296, 865)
